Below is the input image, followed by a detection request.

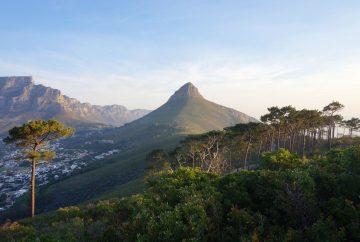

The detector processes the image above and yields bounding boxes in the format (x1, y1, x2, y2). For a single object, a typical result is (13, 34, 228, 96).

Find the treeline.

(1, 146, 360, 241)
(151, 101, 360, 174)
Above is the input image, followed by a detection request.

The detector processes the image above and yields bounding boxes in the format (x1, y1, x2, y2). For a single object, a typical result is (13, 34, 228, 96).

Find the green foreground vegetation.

(1, 146, 360, 242)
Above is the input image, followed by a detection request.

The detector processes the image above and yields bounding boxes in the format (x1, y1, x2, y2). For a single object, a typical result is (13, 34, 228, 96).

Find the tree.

(3, 119, 74, 217)
(261, 106, 282, 149)
(345, 118, 360, 137)
(225, 122, 265, 169)
(323, 101, 344, 149)
(260, 148, 304, 170)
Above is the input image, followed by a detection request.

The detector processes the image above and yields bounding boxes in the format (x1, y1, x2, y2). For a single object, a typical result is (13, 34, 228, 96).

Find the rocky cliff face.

(0, 76, 150, 133)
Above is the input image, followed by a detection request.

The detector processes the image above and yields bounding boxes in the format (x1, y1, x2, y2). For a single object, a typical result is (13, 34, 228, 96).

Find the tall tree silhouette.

(323, 101, 344, 149)
(3, 119, 74, 217)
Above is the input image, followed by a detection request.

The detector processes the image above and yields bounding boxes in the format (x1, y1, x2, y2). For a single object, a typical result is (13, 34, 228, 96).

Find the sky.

(0, 0, 360, 119)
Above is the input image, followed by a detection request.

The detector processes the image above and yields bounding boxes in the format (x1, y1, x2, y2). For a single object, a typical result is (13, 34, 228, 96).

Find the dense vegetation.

(1, 145, 360, 242)
(1, 101, 359, 241)
(167, 102, 360, 174)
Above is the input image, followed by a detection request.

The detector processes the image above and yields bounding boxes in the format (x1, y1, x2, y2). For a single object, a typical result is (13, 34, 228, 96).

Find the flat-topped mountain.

(0, 76, 150, 133)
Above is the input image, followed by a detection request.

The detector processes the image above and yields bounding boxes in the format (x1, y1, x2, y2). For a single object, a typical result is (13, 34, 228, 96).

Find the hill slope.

(0, 76, 150, 133)
(1, 82, 257, 220)
(122, 82, 257, 134)
(100, 82, 257, 146)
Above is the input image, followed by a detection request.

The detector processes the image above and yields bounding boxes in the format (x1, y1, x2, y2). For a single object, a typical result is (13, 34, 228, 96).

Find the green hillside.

(1, 82, 256, 221)
(123, 82, 257, 134)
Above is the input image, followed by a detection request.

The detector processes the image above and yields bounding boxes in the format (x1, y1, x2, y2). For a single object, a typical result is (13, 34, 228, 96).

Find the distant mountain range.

(0, 76, 150, 133)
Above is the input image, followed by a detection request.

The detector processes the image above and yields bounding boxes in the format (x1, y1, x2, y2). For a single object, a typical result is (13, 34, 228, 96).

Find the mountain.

(130, 82, 257, 134)
(100, 82, 258, 144)
(0, 76, 150, 133)
(1, 82, 257, 220)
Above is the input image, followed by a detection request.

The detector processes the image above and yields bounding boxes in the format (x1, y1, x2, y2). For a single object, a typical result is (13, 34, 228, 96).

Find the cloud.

(0, 53, 359, 119)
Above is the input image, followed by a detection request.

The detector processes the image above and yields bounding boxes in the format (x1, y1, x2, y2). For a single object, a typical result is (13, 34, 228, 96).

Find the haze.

(0, 0, 359, 119)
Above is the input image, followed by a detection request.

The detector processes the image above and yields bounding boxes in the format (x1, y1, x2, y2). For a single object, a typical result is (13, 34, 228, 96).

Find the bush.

(2, 148, 360, 241)
(261, 149, 305, 170)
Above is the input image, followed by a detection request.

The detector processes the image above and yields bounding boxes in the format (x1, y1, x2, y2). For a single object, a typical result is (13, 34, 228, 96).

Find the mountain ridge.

(0, 76, 150, 133)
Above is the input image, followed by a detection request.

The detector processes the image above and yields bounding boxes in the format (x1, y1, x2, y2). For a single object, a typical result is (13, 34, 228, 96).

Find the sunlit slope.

(107, 82, 257, 139)
(0, 82, 257, 220)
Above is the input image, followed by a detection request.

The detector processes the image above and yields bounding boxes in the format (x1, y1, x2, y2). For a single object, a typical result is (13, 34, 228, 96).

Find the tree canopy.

(3, 119, 75, 163)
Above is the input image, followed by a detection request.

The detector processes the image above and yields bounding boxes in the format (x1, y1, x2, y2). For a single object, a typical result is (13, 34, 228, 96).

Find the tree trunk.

(244, 138, 252, 170)
(292, 132, 297, 153)
(290, 133, 294, 152)
(257, 140, 263, 162)
(328, 126, 332, 149)
(302, 130, 306, 157)
(277, 128, 281, 150)
(271, 133, 275, 151)
(31, 159, 36, 218)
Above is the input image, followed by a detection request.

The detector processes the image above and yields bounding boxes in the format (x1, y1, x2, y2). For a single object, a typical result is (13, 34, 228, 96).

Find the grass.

(94, 177, 145, 201)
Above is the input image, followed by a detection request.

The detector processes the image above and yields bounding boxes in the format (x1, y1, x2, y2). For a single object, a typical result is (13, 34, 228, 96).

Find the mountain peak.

(169, 82, 203, 101)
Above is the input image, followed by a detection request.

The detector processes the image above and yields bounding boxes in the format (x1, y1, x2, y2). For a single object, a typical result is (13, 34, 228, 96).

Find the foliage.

(1, 146, 360, 241)
(3, 119, 75, 164)
(167, 101, 360, 174)
(260, 148, 305, 170)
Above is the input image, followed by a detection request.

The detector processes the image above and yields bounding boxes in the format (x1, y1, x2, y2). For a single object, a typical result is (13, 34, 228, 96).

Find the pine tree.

(3, 119, 74, 217)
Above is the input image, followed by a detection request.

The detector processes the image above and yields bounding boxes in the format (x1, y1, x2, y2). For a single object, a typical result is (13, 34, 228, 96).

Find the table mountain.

(0, 76, 150, 133)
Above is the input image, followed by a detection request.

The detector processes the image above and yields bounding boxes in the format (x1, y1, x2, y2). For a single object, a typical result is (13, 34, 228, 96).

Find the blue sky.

(0, 0, 359, 118)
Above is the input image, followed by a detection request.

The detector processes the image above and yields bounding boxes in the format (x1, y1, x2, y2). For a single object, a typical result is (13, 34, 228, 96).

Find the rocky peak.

(168, 82, 203, 101)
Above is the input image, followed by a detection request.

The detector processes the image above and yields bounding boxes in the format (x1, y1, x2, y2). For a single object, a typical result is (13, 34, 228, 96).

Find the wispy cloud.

(1, 43, 359, 119)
